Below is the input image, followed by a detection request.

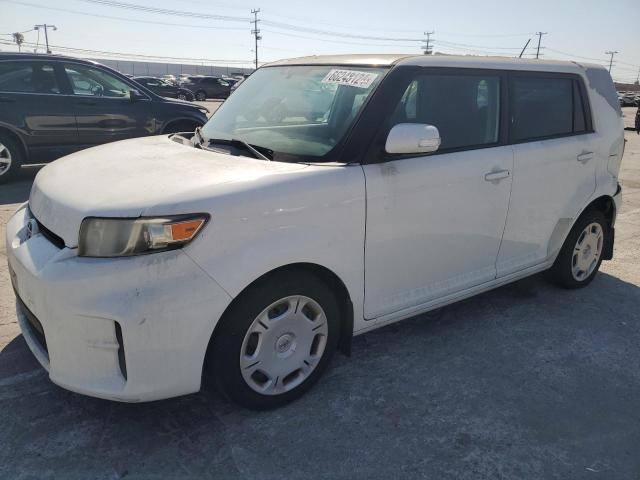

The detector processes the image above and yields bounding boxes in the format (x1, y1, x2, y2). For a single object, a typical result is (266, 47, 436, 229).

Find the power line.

(3, 0, 247, 30)
(74, 0, 250, 22)
(261, 29, 419, 49)
(0, 38, 252, 64)
(71, 0, 424, 42)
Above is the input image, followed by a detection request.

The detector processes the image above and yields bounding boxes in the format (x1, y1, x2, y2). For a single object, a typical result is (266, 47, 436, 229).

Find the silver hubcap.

(240, 295, 328, 395)
(572, 222, 603, 281)
(0, 142, 12, 176)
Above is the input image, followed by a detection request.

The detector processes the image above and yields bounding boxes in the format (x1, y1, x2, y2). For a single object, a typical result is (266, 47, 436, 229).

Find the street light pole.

(34, 24, 57, 53)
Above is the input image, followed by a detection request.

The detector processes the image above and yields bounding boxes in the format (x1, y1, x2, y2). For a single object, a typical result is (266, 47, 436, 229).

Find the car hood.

(29, 135, 307, 248)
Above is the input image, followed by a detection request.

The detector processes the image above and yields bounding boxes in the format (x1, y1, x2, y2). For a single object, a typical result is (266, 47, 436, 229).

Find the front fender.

(183, 164, 367, 330)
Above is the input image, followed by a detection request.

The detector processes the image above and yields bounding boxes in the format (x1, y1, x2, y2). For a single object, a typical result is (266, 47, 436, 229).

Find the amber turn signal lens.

(170, 219, 205, 241)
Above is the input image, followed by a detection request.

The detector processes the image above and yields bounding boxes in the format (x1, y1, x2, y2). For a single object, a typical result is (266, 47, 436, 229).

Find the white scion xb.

(6, 55, 624, 409)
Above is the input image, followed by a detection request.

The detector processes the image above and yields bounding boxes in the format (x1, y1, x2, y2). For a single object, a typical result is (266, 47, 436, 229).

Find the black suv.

(0, 53, 209, 182)
(180, 76, 231, 101)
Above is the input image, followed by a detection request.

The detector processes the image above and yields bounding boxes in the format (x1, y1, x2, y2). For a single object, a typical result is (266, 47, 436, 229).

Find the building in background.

(97, 59, 253, 78)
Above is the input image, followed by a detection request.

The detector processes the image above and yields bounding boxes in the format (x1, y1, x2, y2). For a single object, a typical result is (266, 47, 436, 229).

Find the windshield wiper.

(206, 137, 273, 161)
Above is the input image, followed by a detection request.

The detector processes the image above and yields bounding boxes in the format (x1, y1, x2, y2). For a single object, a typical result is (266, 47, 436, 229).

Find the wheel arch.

(0, 124, 29, 162)
(552, 194, 617, 263)
(203, 262, 354, 380)
(161, 117, 204, 134)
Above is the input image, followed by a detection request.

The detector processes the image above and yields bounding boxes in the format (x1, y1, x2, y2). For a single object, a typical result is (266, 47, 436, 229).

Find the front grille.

(16, 293, 48, 355)
(32, 215, 66, 249)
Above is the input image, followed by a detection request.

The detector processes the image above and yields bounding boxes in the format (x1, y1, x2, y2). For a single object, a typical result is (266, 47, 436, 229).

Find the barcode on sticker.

(321, 69, 379, 89)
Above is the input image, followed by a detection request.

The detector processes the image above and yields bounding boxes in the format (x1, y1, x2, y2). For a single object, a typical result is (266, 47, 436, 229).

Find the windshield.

(201, 65, 387, 162)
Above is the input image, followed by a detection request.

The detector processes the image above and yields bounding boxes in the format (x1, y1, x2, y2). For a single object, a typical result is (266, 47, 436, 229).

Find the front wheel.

(548, 210, 607, 289)
(206, 270, 340, 410)
(195, 90, 206, 101)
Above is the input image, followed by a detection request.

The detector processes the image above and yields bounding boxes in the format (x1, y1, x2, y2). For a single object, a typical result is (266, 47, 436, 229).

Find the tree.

(12, 33, 24, 52)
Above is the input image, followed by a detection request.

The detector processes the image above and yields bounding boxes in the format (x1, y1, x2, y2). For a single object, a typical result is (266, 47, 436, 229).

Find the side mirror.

(129, 89, 145, 102)
(385, 123, 441, 155)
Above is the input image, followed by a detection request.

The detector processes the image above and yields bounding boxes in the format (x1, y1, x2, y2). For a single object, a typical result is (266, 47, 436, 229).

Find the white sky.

(1, 0, 639, 83)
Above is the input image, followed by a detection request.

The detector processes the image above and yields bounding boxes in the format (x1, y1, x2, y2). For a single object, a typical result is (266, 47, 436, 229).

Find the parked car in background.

(230, 76, 245, 94)
(619, 92, 638, 106)
(0, 53, 209, 182)
(6, 55, 623, 409)
(160, 74, 177, 85)
(133, 76, 195, 101)
(180, 75, 232, 100)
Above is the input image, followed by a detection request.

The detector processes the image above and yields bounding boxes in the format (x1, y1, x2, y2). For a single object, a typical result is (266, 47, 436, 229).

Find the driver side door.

(63, 63, 156, 147)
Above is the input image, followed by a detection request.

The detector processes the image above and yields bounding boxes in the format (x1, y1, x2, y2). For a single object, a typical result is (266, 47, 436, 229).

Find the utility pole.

(251, 9, 261, 70)
(605, 50, 619, 73)
(422, 31, 434, 55)
(34, 24, 56, 53)
(535, 32, 547, 59)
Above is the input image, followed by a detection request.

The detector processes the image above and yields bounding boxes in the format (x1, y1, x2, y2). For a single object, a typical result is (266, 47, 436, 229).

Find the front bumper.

(6, 205, 232, 402)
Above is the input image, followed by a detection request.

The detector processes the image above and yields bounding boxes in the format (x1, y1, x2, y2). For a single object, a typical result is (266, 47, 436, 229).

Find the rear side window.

(511, 76, 589, 142)
(390, 73, 501, 150)
(0, 61, 60, 94)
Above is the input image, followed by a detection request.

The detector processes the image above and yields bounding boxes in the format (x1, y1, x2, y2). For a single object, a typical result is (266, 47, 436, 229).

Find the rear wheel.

(195, 90, 206, 101)
(548, 210, 607, 289)
(177, 92, 187, 101)
(0, 132, 22, 184)
(206, 270, 340, 410)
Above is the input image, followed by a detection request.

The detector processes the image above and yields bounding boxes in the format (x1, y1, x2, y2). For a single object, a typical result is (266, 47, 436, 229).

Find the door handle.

(484, 170, 510, 183)
(577, 152, 594, 164)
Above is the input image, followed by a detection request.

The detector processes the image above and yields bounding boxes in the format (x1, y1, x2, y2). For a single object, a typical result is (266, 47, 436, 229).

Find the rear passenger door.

(0, 60, 78, 162)
(496, 73, 597, 276)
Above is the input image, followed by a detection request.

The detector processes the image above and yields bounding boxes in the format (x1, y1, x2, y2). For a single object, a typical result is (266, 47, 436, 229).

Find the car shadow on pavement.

(1, 271, 640, 479)
(0, 168, 39, 205)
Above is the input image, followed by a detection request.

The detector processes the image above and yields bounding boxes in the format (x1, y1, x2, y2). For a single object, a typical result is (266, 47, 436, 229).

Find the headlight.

(78, 215, 208, 257)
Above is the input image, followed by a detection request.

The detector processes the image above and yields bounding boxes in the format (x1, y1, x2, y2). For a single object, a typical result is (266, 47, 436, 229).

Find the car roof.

(264, 53, 606, 74)
(0, 52, 104, 66)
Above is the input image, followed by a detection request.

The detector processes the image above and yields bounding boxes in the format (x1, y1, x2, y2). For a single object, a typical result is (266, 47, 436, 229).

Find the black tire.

(0, 132, 23, 184)
(206, 269, 341, 410)
(195, 90, 206, 101)
(548, 209, 608, 289)
(177, 92, 187, 101)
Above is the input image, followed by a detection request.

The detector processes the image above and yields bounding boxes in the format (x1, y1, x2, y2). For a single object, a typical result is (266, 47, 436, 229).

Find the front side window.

(64, 65, 131, 98)
(202, 65, 386, 161)
(511, 76, 589, 142)
(0, 61, 60, 94)
(389, 73, 501, 150)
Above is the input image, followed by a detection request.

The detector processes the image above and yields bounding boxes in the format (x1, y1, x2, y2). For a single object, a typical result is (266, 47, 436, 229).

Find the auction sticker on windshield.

(321, 69, 379, 89)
